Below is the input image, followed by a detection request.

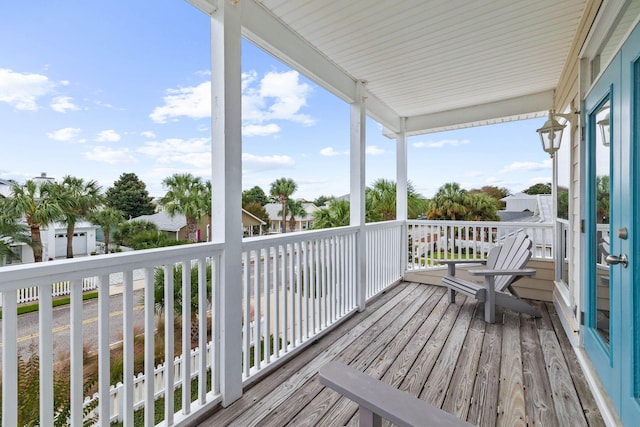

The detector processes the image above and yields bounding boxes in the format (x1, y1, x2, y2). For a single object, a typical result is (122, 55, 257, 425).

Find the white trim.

(574, 346, 623, 426)
(351, 81, 367, 311)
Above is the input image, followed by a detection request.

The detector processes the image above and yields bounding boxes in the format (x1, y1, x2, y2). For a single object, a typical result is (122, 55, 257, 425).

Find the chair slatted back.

(485, 233, 533, 291)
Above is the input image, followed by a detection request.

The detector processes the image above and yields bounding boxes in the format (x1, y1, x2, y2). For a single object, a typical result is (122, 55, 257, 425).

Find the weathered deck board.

(497, 310, 525, 426)
(200, 282, 605, 427)
(545, 302, 605, 426)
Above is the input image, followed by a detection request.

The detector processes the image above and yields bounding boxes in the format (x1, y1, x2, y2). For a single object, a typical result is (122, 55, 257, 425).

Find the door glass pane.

(594, 100, 611, 345)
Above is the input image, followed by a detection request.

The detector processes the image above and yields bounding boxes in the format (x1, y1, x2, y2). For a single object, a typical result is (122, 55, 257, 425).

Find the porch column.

(396, 119, 408, 276)
(351, 81, 367, 311)
(211, 0, 243, 406)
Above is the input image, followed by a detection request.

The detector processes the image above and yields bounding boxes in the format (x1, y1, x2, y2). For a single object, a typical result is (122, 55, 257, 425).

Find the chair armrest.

(440, 259, 486, 276)
(468, 268, 536, 277)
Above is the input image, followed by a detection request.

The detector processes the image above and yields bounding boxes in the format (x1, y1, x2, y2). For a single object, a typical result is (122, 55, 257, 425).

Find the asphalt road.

(0, 289, 147, 361)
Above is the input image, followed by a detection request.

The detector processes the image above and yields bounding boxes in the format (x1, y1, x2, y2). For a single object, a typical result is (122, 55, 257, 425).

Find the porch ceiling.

(237, 0, 588, 135)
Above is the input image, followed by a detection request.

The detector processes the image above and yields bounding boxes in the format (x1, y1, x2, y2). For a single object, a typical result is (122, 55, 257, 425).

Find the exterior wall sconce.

(597, 111, 610, 146)
(536, 110, 578, 157)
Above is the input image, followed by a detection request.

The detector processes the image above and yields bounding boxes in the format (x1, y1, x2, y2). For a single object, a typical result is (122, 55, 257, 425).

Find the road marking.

(13, 305, 145, 344)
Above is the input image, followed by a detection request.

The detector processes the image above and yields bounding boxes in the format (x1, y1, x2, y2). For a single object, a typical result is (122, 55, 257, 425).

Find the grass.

(0, 290, 99, 319)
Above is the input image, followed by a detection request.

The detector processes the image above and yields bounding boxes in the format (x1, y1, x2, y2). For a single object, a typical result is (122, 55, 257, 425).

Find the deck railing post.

(396, 120, 408, 278)
(211, 0, 243, 406)
(351, 81, 367, 311)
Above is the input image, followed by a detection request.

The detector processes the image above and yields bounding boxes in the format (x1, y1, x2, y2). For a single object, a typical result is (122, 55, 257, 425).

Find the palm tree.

(53, 176, 103, 258)
(269, 178, 297, 233)
(426, 182, 468, 220)
(0, 197, 31, 264)
(312, 199, 350, 229)
(160, 173, 211, 243)
(88, 207, 124, 254)
(280, 199, 307, 232)
(4, 180, 64, 262)
(365, 179, 427, 222)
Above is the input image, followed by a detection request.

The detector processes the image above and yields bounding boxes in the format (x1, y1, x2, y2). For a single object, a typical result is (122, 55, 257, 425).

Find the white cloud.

(243, 123, 280, 136)
(242, 153, 295, 170)
(149, 81, 211, 123)
(150, 70, 314, 135)
(320, 147, 347, 156)
(51, 96, 80, 113)
(47, 127, 81, 142)
(366, 145, 385, 155)
(412, 139, 471, 148)
(0, 68, 55, 111)
(140, 131, 156, 138)
(500, 159, 552, 173)
(84, 146, 137, 164)
(138, 138, 211, 169)
(96, 129, 121, 142)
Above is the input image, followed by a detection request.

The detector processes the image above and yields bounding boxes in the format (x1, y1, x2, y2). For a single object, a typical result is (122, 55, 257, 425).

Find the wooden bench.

(318, 361, 474, 427)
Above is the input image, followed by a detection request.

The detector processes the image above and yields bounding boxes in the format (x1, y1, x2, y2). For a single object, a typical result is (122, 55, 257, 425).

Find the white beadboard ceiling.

(238, 0, 588, 135)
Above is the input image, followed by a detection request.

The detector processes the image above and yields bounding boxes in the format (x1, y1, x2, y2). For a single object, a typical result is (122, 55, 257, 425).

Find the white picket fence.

(86, 318, 263, 423)
(14, 278, 100, 305)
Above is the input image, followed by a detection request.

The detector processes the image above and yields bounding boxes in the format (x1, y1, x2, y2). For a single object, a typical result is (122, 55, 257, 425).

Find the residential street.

(0, 289, 147, 362)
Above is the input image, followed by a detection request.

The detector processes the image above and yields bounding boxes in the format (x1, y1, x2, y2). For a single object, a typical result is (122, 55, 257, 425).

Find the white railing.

(3, 220, 490, 426)
(406, 220, 554, 271)
(365, 220, 404, 299)
(0, 243, 223, 426)
(11, 277, 99, 305)
(240, 226, 359, 381)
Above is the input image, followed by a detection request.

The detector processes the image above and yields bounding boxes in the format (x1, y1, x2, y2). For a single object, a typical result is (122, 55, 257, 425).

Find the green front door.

(584, 22, 640, 424)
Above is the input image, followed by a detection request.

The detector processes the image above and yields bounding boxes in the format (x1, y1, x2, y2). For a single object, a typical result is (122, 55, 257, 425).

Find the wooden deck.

(200, 282, 604, 426)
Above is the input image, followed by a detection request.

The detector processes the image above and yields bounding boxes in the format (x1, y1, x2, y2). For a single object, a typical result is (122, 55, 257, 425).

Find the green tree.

(280, 199, 307, 232)
(558, 187, 569, 220)
(270, 177, 297, 233)
(242, 186, 269, 206)
(365, 179, 427, 222)
(88, 207, 124, 253)
(523, 182, 552, 195)
(312, 199, 350, 229)
(159, 173, 211, 243)
(243, 202, 270, 234)
(313, 195, 334, 207)
(0, 197, 31, 264)
(113, 220, 158, 247)
(105, 173, 155, 220)
(464, 192, 500, 221)
(469, 185, 509, 209)
(596, 175, 609, 224)
(426, 182, 468, 220)
(53, 176, 103, 258)
(4, 180, 63, 262)
(153, 263, 212, 342)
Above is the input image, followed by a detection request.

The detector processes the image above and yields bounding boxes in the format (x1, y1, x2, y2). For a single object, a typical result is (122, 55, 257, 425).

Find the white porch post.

(396, 119, 408, 276)
(211, 0, 243, 406)
(351, 81, 367, 311)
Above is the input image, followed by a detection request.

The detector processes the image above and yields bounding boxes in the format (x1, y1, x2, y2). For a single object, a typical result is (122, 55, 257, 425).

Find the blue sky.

(0, 0, 554, 201)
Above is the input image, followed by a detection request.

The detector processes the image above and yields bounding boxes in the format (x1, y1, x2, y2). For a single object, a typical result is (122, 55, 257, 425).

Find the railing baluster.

(181, 260, 191, 416)
(2, 290, 18, 426)
(164, 265, 174, 426)
(264, 247, 271, 363)
(198, 258, 207, 404)
(122, 270, 134, 424)
(98, 274, 111, 426)
(39, 282, 54, 426)
(70, 278, 83, 426)
(253, 250, 262, 370)
(144, 267, 155, 426)
(243, 252, 251, 378)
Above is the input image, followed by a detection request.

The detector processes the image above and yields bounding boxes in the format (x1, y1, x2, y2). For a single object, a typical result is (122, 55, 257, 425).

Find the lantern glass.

(536, 112, 565, 157)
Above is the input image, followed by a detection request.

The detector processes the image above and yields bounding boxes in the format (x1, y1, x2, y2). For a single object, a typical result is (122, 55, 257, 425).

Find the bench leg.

(448, 288, 456, 303)
(359, 406, 382, 427)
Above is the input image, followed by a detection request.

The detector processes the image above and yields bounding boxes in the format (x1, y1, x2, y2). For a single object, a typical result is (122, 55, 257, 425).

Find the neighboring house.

(264, 202, 319, 233)
(132, 209, 265, 241)
(0, 178, 14, 197)
(13, 221, 98, 264)
(498, 193, 553, 223)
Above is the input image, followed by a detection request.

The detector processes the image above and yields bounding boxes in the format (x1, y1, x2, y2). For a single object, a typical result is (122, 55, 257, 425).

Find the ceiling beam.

(401, 89, 554, 136)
